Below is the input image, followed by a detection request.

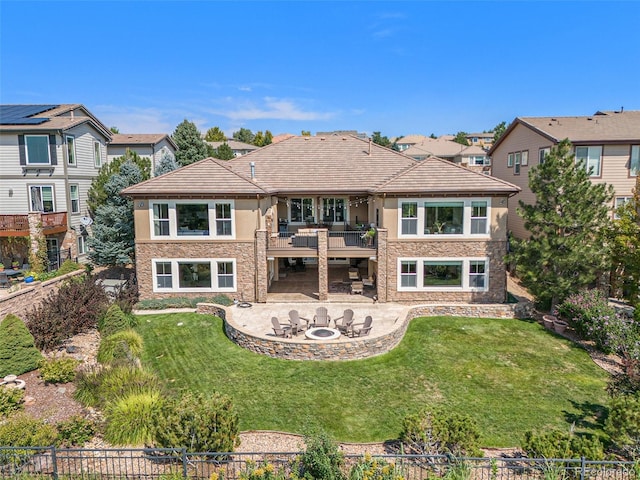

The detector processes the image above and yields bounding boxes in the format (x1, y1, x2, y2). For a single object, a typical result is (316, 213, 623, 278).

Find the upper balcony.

(268, 226, 377, 257)
(0, 212, 68, 237)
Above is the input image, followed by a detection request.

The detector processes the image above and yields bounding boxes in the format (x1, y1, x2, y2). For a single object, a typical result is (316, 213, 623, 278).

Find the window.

(69, 185, 80, 214)
(398, 258, 489, 291)
(424, 201, 463, 234)
(614, 196, 633, 219)
(521, 150, 528, 166)
(400, 202, 418, 235)
(155, 262, 172, 289)
(77, 235, 88, 255)
(400, 261, 417, 287)
(322, 198, 345, 223)
(575, 146, 602, 177)
(470, 201, 488, 234)
(469, 155, 490, 166)
(539, 147, 550, 164)
(217, 261, 234, 288)
(514, 152, 521, 175)
(290, 198, 314, 223)
(153, 203, 170, 236)
(153, 258, 236, 292)
(507, 153, 514, 167)
(424, 261, 462, 287)
(29, 185, 54, 212)
(469, 261, 486, 288)
(25, 135, 51, 164)
(66, 136, 76, 166)
(631, 146, 639, 177)
(93, 141, 102, 167)
(176, 204, 209, 236)
(215, 202, 232, 236)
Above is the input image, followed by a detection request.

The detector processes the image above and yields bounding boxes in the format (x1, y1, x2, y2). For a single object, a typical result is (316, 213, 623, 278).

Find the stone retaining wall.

(0, 270, 85, 321)
(406, 302, 533, 319)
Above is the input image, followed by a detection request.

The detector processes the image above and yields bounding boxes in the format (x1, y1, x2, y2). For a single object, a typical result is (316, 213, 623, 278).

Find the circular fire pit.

(305, 327, 341, 340)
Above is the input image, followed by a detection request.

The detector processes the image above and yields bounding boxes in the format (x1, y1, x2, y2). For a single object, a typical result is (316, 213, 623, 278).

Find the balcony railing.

(0, 212, 68, 237)
(268, 230, 376, 250)
(328, 231, 376, 249)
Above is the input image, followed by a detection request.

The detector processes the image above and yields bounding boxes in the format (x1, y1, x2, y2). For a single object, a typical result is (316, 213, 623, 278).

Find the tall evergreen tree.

(371, 131, 392, 148)
(511, 138, 614, 310)
(172, 120, 209, 166)
(88, 161, 142, 266)
(492, 121, 507, 144)
(212, 142, 235, 160)
(264, 130, 273, 145)
(154, 151, 179, 176)
(87, 150, 151, 215)
(452, 131, 470, 146)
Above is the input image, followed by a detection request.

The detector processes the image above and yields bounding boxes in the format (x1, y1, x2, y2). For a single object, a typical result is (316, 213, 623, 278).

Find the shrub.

(97, 329, 144, 364)
(0, 314, 43, 377)
(349, 453, 406, 480)
(26, 274, 109, 351)
(98, 304, 132, 337)
(104, 391, 162, 446)
(0, 413, 58, 446)
(39, 357, 80, 384)
(56, 415, 96, 447)
(522, 429, 605, 460)
(0, 386, 25, 417)
(112, 274, 139, 314)
(297, 431, 345, 480)
(56, 260, 83, 276)
(154, 392, 240, 453)
(557, 289, 617, 348)
(240, 461, 291, 480)
(605, 392, 640, 459)
(400, 407, 481, 457)
(73, 365, 104, 407)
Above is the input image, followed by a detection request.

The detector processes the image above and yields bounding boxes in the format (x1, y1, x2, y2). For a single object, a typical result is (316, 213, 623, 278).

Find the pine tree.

(153, 151, 179, 176)
(0, 314, 42, 377)
(212, 142, 235, 160)
(232, 128, 254, 144)
(172, 120, 209, 166)
(511, 138, 614, 310)
(264, 130, 273, 145)
(88, 161, 142, 266)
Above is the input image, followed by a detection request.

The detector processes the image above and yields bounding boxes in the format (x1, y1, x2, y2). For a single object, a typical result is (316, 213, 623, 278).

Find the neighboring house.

(108, 134, 177, 173)
(123, 135, 519, 304)
(404, 138, 491, 173)
(465, 132, 494, 150)
(206, 140, 259, 157)
(271, 133, 296, 144)
(394, 134, 429, 152)
(316, 130, 368, 140)
(0, 104, 112, 267)
(490, 110, 640, 238)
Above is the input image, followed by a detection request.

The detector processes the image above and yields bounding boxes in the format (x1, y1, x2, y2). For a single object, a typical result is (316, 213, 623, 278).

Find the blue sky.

(2, 1, 639, 138)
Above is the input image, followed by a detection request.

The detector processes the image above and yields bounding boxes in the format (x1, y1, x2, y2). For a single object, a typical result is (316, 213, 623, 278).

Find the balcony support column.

(255, 229, 268, 303)
(27, 212, 44, 267)
(375, 228, 388, 303)
(317, 229, 328, 301)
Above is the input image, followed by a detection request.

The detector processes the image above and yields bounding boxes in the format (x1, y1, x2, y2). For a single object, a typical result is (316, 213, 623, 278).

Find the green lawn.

(135, 314, 609, 447)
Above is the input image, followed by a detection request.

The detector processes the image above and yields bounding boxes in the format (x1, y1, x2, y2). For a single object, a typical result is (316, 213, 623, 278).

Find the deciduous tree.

(204, 126, 227, 142)
(264, 130, 273, 145)
(172, 120, 209, 166)
(253, 131, 265, 147)
(232, 127, 254, 144)
(510, 139, 614, 310)
(371, 131, 392, 148)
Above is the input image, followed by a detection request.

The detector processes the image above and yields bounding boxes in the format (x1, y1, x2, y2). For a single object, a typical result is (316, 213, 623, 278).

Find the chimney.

(250, 162, 255, 180)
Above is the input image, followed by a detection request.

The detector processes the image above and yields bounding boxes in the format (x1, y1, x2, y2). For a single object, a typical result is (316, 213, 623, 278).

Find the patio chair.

(0, 272, 9, 289)
(288, 310, 309, 335)
(350, 281, 364, 295)
(334, 309, 354, 334)
(351, 315, 373, 337)
(348, 268, 360, 281)
(271, 317, 292, 338)
(362, 273, 376, 288)
(312, 307, 331, 327)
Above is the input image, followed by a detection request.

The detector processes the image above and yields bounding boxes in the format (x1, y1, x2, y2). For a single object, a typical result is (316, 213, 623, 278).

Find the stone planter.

(553, 320, 568, 334)
(542, 314, 556, 329)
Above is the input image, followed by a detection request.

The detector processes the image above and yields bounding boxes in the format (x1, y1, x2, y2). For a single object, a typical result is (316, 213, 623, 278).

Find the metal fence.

(0, 447, 638, 480)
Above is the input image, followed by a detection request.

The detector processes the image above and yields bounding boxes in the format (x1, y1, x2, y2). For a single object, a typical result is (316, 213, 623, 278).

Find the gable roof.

(395, 134, 429, 145)
(375, 156, 520, 195)
(0, 104, 112, 139)
(490, 110, 640, 154)
(121, 158, 269, 197)
(404, 138, 487, 158)
(110, 133, 177, 150)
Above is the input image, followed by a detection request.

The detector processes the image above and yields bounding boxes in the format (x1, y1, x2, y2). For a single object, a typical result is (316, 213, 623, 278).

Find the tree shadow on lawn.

(563, 400, 608, 431)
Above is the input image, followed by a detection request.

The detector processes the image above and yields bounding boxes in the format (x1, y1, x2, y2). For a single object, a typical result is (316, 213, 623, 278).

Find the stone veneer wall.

(196, 299, 531, 361)
(0, 270, 85, 321)
(385, 240, 508, 303)
(135, 241, 257, 301)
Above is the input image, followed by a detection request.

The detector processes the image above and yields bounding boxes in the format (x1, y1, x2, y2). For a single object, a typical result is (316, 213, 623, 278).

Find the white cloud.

(93, 105, 174, 134)
(211, 97, 335, 122)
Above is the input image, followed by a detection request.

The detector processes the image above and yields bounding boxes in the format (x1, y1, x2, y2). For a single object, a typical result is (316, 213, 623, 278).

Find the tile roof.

(121, 158, 269, 196)
(0, 103, 112, 138)
(110, 133, 176, 149)
(396, 134, 429, 144)
(271, 133, 296, 143)
(404, 138, 469, 157)
(375, 156, 519, 195)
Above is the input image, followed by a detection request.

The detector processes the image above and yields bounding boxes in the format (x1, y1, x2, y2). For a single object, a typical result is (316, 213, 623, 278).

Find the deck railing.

(269, 230, 376, 250)
(328, 230, 376, 249)
(41, 212, 67, 229)
(0, 214, 30, 233)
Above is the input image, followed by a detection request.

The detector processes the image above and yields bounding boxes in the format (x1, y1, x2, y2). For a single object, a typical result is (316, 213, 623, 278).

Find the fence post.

(580, 456, 586, 480)
(51, 445, 58, 480)
(182, 448, 188, 478)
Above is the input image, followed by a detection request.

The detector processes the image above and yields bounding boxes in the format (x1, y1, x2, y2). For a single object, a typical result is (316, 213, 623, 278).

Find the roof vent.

(250, 162, 255, 180)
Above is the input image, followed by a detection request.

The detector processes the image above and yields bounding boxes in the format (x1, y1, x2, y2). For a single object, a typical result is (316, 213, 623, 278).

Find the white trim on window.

(29, 185, 55, 212)
(398, 198, 491, 238)
(69, 184, 80, 214)
(25, 135, 51, 165)
(152, 258, 237, 293)
(149, 200, 235, 239)
(631, 145, 639, 177)
(614, 196, 633, 220)
(77, 235, 88, 255)
(93, 141, 102, 167)
(575, 145, 602, 177)
(397, 257, 489, 292)
(539, 147, 550, 165)
(66, 135, 76, 166)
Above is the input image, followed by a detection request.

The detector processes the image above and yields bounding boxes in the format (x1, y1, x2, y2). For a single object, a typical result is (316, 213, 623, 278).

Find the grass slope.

(136, 314, 609, 446)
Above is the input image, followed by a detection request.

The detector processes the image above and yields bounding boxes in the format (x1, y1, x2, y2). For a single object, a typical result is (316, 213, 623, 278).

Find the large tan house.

(490, 110, 640, 238)
(123, 135, 519, 304)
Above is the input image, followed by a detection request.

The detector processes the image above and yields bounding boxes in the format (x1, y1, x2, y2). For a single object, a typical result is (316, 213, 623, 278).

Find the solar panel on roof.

(0, 104, 58, 125)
